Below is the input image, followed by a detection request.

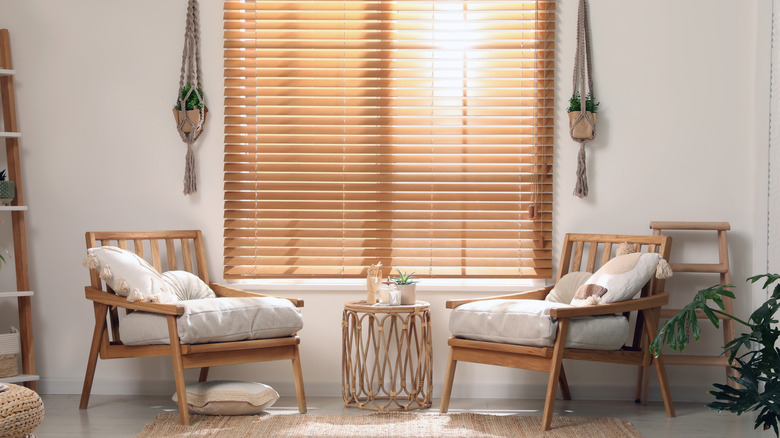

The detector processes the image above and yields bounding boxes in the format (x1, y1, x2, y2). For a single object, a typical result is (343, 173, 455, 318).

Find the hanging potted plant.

(173, 83, 207, 134)
(390, 269, 419, 305)
(0, 170, 15, 205)
(568, 91, 599, 140)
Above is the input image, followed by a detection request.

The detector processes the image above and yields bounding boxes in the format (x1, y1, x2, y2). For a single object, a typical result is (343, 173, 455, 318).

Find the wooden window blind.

(224, 0, 554, 279)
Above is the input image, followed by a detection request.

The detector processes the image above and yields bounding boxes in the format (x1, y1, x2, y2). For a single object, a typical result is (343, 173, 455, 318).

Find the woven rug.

(136, 413, 642, 437)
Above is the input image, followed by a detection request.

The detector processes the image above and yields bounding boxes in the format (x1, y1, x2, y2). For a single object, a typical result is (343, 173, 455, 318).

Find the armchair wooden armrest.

(446, 286, 554, 309)
(84, 286, 184, 315)
(550, 292, 670, 318)
(209, 283, 304, 308)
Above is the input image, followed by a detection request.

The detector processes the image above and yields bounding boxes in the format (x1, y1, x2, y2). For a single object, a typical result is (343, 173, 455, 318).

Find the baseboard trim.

(39, 379, 714, 403)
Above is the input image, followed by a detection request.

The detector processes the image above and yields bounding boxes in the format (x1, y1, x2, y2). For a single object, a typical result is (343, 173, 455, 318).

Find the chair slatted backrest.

(558, 234, 671, 295)
(85, 230, 209, 344)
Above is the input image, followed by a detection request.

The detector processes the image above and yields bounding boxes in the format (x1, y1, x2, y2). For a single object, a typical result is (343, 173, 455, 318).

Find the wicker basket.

(0, 331, 20, 378)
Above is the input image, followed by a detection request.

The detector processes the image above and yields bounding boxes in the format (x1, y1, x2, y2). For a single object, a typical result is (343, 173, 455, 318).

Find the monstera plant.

(651, 274, 780, 436)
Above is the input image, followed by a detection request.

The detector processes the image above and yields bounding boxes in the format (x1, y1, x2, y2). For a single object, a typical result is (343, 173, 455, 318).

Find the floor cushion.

(172, 380, 279, 415)
(449, 299, 629, 350)
(119, 296, 303, 345)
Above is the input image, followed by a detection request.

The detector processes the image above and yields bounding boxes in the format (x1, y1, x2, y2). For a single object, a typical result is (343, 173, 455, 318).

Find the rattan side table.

(342, 300, 433, 411)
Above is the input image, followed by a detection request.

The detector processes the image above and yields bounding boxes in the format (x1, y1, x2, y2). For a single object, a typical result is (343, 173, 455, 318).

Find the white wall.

(0, 0, 770, 403)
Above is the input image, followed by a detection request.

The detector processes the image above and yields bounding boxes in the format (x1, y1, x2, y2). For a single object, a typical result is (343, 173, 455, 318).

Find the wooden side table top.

(344, 300, 430, 313)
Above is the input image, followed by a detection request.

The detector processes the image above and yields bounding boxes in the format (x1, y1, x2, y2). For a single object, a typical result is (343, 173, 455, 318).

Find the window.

(224, 0, 554, 279)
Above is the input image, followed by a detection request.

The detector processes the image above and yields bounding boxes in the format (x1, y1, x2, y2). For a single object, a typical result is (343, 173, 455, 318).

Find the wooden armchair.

(79, 230, 306, 425)
(440, 233, 675, 430)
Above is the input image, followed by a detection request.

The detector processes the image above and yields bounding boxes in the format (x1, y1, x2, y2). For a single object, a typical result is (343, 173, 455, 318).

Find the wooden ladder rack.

(0, 29, 37, 389)
(650, 221, 734, 370)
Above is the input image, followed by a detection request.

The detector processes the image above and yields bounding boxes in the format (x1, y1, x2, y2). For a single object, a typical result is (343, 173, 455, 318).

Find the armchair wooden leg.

(543, 319, 569, 431)
(292, 345, 307, 413)
(634, 367, 644, 403)
(198, 367, 209, 383)
(640, 365, 650, 405)
(80, 303, 107, 410)
(440, 348, 457, 413)
(167, 315, 190, 426)
(558, 365, 571, 400)
(643, 309, 675, 417)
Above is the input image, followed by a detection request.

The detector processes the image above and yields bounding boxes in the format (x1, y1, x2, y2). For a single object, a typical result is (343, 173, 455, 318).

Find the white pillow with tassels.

(570, 251, 672, 307)
(83, 246, 177, 304)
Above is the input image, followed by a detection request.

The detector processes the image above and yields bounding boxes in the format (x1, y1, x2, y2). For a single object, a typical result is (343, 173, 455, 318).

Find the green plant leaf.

(567, 92, 600, 113)
(650, 284, 735, 356)
(390, 268, 419, 285)
(175, 83, 205, 110)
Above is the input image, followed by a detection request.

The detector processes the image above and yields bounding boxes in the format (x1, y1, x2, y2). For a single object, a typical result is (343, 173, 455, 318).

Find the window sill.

(227, 278, 551, 293)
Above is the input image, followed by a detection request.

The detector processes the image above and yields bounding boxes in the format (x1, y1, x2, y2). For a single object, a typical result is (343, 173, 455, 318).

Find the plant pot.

(173, 107, 208, 133)
(396, 284, 416, 305)
(568, 111, 597, 140)
(0, 180, 15, 206)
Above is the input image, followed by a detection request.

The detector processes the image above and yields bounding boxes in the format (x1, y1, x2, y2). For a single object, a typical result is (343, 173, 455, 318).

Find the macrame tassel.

(183, 142, 196, 195)
(114, 278, 130, 295)
(83, 253, 100, 269)
(573, 142, 588, 198)
(656, 258, 673, 279)
(616, 242, 635, 257)
(99, 265, 113, 281)
(127, 288, 143, 303)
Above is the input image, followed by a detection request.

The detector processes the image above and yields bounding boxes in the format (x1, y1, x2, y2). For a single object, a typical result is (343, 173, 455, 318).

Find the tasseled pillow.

(83, 246, 177, 304)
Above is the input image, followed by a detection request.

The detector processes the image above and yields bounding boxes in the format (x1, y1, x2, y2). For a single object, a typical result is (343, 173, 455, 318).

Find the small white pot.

(396, 284, 416, 305)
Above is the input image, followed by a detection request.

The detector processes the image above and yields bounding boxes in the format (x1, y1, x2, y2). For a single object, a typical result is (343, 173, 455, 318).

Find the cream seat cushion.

(449, 299, 628, 350)
(119, 297, 303, 345)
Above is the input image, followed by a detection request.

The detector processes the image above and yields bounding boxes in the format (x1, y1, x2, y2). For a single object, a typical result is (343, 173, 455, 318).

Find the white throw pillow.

(83, 246, 176, 303)
(545, 271, 593, 304)
(571, 252, 663, 307)
(172, 381, 279, 415)
(162, 271, 216, 301)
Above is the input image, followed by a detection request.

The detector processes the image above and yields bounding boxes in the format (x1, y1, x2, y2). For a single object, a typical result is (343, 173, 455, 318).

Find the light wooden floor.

(33, 394, 763, 437)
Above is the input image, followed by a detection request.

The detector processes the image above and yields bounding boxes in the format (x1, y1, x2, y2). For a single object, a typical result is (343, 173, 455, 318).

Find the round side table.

(342, 300, 433, 411)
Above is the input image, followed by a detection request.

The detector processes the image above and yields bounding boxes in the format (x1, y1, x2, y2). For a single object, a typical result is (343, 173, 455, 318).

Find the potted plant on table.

(173, 83, 207, 134)
(651, 274, 780, 436)
(0, 170, 15, 205)
(390, 269, 419, 305)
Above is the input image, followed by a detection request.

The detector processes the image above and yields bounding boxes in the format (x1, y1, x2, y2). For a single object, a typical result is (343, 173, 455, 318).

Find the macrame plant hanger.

(174, 0, 206, 195)
(569, 0, 596, 198)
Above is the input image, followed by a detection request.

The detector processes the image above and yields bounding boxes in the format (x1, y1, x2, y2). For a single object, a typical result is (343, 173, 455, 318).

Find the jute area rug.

(137, 413, 642, 438)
